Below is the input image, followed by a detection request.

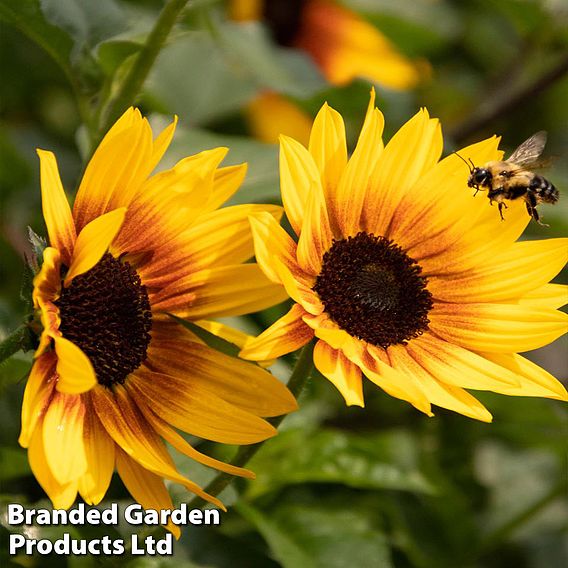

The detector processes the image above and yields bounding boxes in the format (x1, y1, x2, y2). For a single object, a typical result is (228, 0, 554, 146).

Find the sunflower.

(230, 0, 423, 89)
(21, 108, 296, 535)
(240, 91, 568, 421)
(231, 0, 425, 144)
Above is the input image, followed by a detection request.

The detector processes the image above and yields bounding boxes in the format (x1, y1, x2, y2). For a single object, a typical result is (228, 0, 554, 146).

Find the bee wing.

(507, 131, 547, 166)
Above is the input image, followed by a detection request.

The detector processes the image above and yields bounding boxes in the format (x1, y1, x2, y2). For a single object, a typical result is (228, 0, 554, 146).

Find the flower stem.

(0, 325, 31, 365)
(96, 0, 190, 143)
(186, 342, 315, 509)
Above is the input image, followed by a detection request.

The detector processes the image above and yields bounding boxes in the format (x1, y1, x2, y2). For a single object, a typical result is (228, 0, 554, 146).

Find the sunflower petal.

(429, 238, 568, 302)
(430, 303, 568, 353)
(127, 370, 277, 445)
(249, 211, 300, 283)
(52, 335, 97, 394)
(73, 110, 153, 230)
(364, 109, 442, 235)
(92, 385, 225, 509)
(334, 89, 385, 237)
(406, 334, 520, 391)
(480, 352, 568, 400)
(388, 345, 492, 422)
(182, 204, 283, 270)
(207, 163, 248, 211)
(42, 392, 87, 484)
(64, 207, 127, 285)
(146, 340, 297, 417)
(519, 284, 568, 310)
(273, 258, 323, 316)
(28, 423, 78, 509)
(135, 403, 256, 479)
(297, 182, 333, 275)
(308, 102, 348, 192)
(19, 352, 57, 448)
(37, 150, 76, 263)
(115, 447, 181, 539)
(154, 264, 289, 319)
(313, 340, 364, 406)
(240, 304, 313, 360)
(78, 398, 115, 505)
(279, 134, 322, 236)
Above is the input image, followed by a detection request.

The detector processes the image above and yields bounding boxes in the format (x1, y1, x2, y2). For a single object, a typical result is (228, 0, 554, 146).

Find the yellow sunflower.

(21, 108, 296, 535)
(240, 91, 568, 421)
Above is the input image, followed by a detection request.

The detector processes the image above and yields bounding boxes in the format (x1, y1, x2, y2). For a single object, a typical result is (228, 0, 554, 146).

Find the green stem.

(186, 342, 315, 509)
(0, 325, 30, 365)
(96, 0, 190, 142)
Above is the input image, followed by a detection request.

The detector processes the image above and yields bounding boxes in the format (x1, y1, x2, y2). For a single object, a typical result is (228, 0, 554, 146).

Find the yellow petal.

(147, 116, 178, 174)
(127, 370, 277, 445)
(73, 110, 153, 230)
(357, 345, 433, 415)
(313, 340, 364, 406)
(406, 334, 520, 391)
(308, 102, 348, 193)
(249, 211, 301, 283)
(388, 345, 492, 422)
(115, 447, 181, 539)
(429, 238, 568, 303)
(28, 422, 78, 509)
(42, 392, 87, 484)
(92, 384, 225, 510)
(32, 246, 61, 308)
(520, 284, 568, 310)
(182, 204, 283, 270)
(273, 257, 323, 316)
(146, 339, 297, 417)
(333, 89, 385, 237)
(246, 91, 312, 146)
(480, 352, 568, 400)
(240, 304, 314, 361)
(19, 352, 57, 448)
(296, 182, 333, 275)
(279, 134, 322, 236)
(65, 207, 126, 285)
(207, 163, 248, 212)
(37, 150, 76, 263)
(78, 399, 115, 505)
(52, 335, 97, 394)
(135, 402, 256, 479)
(430, 303, 568, 353)
(153, 264, 289, 319)
(364, 109, 442, 236)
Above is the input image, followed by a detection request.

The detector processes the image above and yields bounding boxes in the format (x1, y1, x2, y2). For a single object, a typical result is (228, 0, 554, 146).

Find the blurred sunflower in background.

(21, 108, 296, 535)
(229, 0, 426, 144)
(240, 91, 568, 421)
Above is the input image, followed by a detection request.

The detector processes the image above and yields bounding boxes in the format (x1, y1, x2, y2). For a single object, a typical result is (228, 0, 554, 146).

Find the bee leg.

(497, 201, 507, 221)
(526, 194, 549, 227)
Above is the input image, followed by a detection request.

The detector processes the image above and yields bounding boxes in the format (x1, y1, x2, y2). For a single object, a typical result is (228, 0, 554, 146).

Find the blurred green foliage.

(1, 0, 567, 566)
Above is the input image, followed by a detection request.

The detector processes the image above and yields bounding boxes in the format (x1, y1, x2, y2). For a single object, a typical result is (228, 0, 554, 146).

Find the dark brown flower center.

(55, 253, 152, 388)
(263, 0, 306, 46)
(313, 232, 433, 349)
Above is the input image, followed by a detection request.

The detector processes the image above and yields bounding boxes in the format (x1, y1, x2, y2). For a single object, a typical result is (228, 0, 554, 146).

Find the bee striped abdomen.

(530, 175, 559, 204)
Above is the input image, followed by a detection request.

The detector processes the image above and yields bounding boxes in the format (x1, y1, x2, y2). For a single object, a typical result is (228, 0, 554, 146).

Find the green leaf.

(237, 497, 393, 568)
(247, 428, 434, 498)
(219, 21, 326, 98)
(97, 39, 142, 75)
(0, 0, 74, 77)
(236, 502, 317, 568)
(0, 447, 30, 481)
(40, 0, 127, 54)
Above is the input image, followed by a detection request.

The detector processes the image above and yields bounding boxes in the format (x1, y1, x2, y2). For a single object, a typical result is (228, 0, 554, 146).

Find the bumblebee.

(463, 131, 559, 225)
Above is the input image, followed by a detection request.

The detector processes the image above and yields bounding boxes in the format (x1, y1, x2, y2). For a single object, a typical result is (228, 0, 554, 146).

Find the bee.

(459, 131, 559, 225)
